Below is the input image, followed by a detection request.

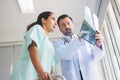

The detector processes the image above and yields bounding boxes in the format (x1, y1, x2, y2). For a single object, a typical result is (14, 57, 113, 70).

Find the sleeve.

(53, 37, 82, 60)
(25, 25, 44, 50)
(51, 55, 59, 72)
(50, 45, 59, 73)
(91, 43, 104, 61)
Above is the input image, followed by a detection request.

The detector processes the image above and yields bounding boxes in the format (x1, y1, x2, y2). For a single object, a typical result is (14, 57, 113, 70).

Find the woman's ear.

(41, 18, 46, 24)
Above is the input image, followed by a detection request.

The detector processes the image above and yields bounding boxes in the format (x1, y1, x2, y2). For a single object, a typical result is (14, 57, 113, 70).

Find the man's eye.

(61, 24, 65, 27)
(67, 22, 70, 25)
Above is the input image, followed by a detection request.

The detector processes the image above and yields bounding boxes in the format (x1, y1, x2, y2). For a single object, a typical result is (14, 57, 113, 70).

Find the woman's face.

(42, 13, 57, 33)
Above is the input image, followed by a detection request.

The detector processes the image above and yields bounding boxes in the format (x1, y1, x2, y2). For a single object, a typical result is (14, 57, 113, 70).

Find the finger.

(45, 72, 50, 80)
(96, 30, 101, 34)
(95, 33, 101, 37)
(43, 73, 47, 80)
(48, 73, 52, 80)
(40, 74, 46, 80)
(96, 39, 102, 43)
(39, 77, 42, 80)
(95, 32, 102, 38)
(95, 36, 101, 40)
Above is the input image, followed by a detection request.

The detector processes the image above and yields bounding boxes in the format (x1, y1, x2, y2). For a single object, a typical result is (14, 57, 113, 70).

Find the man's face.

(59, 17, 74, 36)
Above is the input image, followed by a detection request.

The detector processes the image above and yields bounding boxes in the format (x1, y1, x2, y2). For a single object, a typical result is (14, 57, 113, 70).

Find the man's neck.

(66, 33, 74, 38)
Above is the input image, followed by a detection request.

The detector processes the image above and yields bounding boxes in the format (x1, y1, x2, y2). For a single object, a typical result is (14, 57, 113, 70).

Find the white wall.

(0, 0, 87, 43)
(0, 43, 22, 80)
(0, 46, 13, 80)
(0, 0, 104, 43)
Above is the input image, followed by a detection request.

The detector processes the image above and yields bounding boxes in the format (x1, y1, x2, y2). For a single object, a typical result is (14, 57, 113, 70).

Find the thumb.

(48, 73, 52, 80)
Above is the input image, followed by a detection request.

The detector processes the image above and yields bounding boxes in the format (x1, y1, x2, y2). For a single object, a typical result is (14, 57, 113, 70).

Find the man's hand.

(95, 31, 103, 48)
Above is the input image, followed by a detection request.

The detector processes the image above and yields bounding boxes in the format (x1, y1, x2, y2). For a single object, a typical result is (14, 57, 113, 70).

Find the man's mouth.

(66, 28, 71, 32)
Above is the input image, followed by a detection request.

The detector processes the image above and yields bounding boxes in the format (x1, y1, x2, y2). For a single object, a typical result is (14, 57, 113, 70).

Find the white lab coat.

(53, 34, 104, 80)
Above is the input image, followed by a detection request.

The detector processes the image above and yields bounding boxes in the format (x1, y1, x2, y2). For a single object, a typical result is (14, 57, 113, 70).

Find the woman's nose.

(55, 21, 57, 25)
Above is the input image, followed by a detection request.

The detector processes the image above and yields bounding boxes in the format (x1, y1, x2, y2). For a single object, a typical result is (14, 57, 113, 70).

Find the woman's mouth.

(53, 26, 56, 29)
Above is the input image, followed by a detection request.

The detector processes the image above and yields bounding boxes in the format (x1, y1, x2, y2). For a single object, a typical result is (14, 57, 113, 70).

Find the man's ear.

(59, 28, 62, 33)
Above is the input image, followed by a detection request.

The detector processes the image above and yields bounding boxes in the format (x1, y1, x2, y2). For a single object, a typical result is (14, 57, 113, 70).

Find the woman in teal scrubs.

(9, 11, 58, 80)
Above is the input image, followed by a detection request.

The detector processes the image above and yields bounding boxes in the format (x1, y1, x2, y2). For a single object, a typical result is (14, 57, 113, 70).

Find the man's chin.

(65, 33, 73, 36)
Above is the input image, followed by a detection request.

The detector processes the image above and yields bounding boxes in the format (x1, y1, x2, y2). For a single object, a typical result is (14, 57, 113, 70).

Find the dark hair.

(27, 11, 53, 31)
(57, 14, 73, 27)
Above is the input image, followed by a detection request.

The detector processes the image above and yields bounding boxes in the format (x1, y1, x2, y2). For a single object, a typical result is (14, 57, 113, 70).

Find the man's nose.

(64, 24, 69, 28)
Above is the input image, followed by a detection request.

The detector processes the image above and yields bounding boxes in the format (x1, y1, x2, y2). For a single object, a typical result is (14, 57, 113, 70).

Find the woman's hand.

(38, 72, 52, 80)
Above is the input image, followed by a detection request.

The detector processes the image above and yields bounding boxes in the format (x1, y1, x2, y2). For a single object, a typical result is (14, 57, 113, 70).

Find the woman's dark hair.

(57, 14, 73, 27)
(27, 11, 53, 31)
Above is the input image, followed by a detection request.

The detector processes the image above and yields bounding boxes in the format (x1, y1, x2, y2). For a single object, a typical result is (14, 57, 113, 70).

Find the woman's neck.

(42, 26, 49, 36)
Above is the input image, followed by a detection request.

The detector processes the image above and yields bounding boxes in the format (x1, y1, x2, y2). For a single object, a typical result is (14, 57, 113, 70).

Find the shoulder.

(25, 24, 45, 36)
(52, 38, 65, 46)
(52, 38, 63, 44)
(24, 24, 46, 43)
(29, 24, 44, 33)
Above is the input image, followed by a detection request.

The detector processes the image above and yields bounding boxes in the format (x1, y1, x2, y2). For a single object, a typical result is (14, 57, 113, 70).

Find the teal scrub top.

(9, 25, 58, 80)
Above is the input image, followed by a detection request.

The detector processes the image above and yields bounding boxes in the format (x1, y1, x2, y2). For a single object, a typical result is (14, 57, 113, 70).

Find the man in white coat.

(53, 14, 104, 80)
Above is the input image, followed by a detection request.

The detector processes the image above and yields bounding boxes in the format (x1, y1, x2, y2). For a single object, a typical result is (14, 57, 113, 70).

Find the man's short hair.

(57, 14, 73, 27)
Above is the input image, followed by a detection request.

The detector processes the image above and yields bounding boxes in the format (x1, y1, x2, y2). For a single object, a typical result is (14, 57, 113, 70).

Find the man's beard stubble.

(65, 28, 74, 37)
